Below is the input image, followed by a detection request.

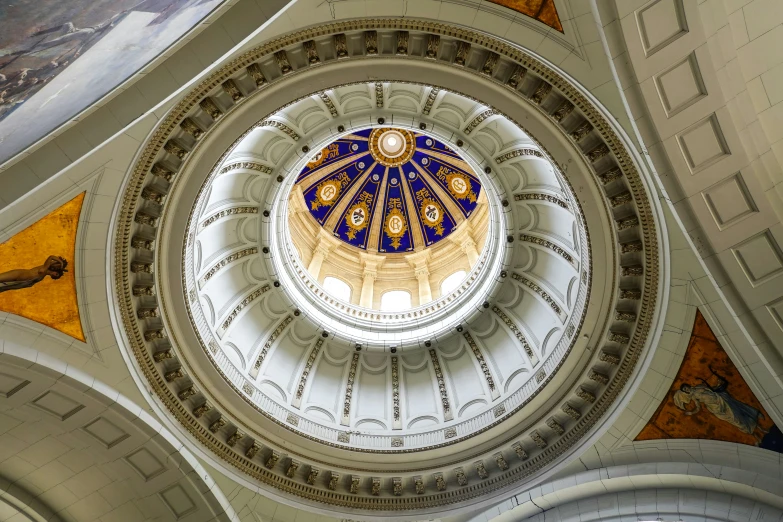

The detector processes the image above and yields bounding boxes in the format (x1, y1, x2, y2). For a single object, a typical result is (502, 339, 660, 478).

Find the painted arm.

(0, 256, 67, 284)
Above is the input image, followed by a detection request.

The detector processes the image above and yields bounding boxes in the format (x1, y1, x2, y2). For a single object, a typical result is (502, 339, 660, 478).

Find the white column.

(359, 253, 386, 308)
(415, 267, 433, 304)
(307, 229, 340, 281)
(449, 221, 479, 268)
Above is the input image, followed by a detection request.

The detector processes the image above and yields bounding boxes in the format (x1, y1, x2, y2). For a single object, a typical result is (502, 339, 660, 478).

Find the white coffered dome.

(111, 20, 665, 519)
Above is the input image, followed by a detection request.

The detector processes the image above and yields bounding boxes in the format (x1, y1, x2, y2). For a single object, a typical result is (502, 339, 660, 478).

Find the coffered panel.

(702, 173, 757, 230)
(719, 224, 783, 311)
(677, 113, 730, 174)
(656, 52, 706, 116)
(620, 0, 705, 81)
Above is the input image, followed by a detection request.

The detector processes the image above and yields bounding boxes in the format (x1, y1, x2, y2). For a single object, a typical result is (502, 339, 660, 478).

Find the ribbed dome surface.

(296, 128, 483, 252)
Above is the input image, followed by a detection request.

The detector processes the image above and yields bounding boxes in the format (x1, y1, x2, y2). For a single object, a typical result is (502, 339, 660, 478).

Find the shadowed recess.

(0, 192, 85, 341)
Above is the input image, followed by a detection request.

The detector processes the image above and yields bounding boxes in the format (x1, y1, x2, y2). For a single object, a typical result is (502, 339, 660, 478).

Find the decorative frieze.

(391, 356, 400, 424)
(274, 50, 292, 74)
(150, 163, 175, 183)
(546, 418, 564, 435)
(365, 30, 378, 54)
(519, 233, 575, 264)
(621, 240, 643, 253)
(454, 41, 470, 66)
(199, 247, 258, 287)
(392, 477, 403, 496)
(134, 212, 157, 227)
(444, 427, 457, 439)
(145, 329, 165, 342)
(318, 91, 339, 117)
(510, 273, 563, 317)
(455, 468, 467, 486)
(536, 370, 546, 383)
(256, 119, 300, 141)
(599, 350, 621, 365)
(475, 461, 488, 479)
(494, 453, 508, 471)
(375, 82, 383, 109)
(201, 206, 258, 228)
(621, 265, 644, 276)
(371, 477, 381, 495)
(303, 40, 320, 64)
(294, 338, 323, 405)
(209, 418, 226, 433)
(586, 143, 611, 162)
(570, 121, 593, 141)
(615, 310, 636, 323)
(242, 381, 253, 396)
(137, 307, 159, 319)
(513, 192, 569, 210)
(131, 237, 154, 251)
(552, 101, 574, 122)
(610, 191, 633, 207)
(464, 109, 496, 134)
(620, 288, 642, 300)
(251, 315, 293, 374)
(512, 443, 528, 460)
(164, 368, 184, 382)
(178, 386, 196, 401)
(422, 87, 439, 115)
(286, 413, 299, 426)
(608, 331, 630, 344)
(343, 353, 360, 421)
(219, 161, 273, 175)
(495, 148, 543, 164)
(562, 403, 581, 420)
(494, 405, 506, 418)
(265, 451, 280, 469)
(429, 349, 451, 418)
(246, 63, 267, 87)
(226, 431, 243, 447)
(481, 52, 499, 75)
(193, 403, 211, 418)
(180, 117, 203, 139)
(286, 460, 300, 477)
(350, 476, 360, 494)
(391, 437, 403, 447)
(328, 472, 340, 490)
(245, 442, 261, 459)
(589, 370, 609, 385)
(199, 97, 222, 120)
(141, 187, 165, 205)
(221, 285, 271, 332)
(426, 34, 440, 58)
(598, 166, 623, 184)
(616, 216, 639, 230)
(531, 81, 552, 104)
(463, 332, 496, 395)
(531, 431, 547, 448)
(153, 349, 174, 363)
(307, 467, 320, 485)
(576, 387, 596, 403)
(435, 473, 446, 491)
(492, 305, 537, 363)
(396, 31, 409, 54)
(506, 65, 527, 88)
(334, 33, 348, 58)
(221, 79, 243, 101)
(414, 476, 425, 494)
(337, 431, 350, 443)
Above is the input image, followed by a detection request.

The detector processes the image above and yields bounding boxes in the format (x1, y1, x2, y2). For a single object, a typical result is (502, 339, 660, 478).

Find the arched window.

(440, 270, 467, 295)
(323, 276, 351, 302)
(380, 290, 412, 312)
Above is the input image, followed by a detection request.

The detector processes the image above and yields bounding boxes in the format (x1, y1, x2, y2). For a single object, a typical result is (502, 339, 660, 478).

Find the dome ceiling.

(295, 128, 483, 252)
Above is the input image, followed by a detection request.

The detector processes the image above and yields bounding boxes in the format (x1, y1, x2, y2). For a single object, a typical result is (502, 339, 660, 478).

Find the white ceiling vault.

(0, 1, 781, 522)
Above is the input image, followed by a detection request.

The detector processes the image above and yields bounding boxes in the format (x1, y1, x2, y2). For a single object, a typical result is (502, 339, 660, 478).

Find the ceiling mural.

(486, 0, 563, 33)
(0, 192, 85, 341)
(294, 127, 483, 252)
(0, 0, 225, 164)
(636, 310, 783, 453)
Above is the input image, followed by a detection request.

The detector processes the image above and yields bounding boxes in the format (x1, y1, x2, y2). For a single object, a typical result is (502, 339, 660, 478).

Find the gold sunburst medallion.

(368, 127, 416, 167)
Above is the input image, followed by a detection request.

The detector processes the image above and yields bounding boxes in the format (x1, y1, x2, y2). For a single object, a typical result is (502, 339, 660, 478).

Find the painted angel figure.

(674, 365, 769, 443)
(0, 256, 68, 293)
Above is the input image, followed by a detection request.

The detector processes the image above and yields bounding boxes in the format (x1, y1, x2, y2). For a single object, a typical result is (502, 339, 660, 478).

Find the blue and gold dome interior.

(294, 127, 483, 253)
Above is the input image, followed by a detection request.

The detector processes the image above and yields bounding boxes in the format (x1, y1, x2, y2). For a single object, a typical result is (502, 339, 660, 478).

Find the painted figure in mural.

(674, 365, 769, 443)
(0, 256, 68, 293)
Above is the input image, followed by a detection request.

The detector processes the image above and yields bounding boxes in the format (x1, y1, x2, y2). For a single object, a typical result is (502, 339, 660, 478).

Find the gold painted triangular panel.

(0, 193, 85, 342)
(636, 310, 782, 453)
(486, 0, 563, 33)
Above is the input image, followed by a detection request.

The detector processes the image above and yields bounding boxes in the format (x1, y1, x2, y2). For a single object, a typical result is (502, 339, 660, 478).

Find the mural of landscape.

(636, 310, 782, 453)
(486, 0, 563, 33)
(0, 0, 224, 163)
(0, 193, 85, 341)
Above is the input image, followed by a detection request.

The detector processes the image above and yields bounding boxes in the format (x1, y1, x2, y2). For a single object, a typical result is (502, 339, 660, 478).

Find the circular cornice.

(111, 19, 665, 519)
